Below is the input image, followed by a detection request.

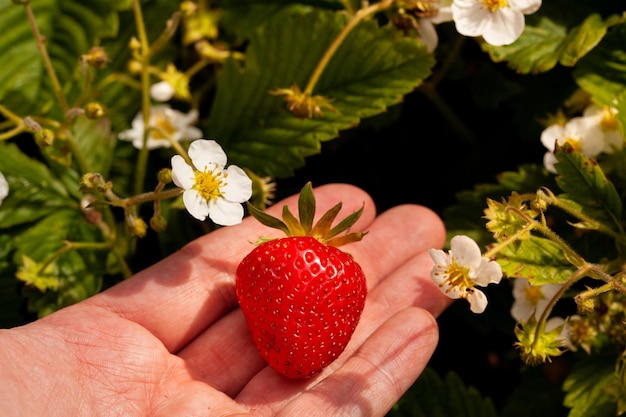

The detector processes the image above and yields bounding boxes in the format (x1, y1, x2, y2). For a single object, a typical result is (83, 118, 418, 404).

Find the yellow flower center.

(194, 164, 226, 201)
(524, 285, 543, 304)
(482, 0, 507, 12)
(151, 110, 176, 140)
(414, 1, 439, 17)
(564, 136, 583, 152)
(600, 106, 619, 131)
(444, 262, 473, 292)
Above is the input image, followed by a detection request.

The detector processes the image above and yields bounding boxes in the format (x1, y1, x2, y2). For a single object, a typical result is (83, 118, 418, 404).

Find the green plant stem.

(110, 187, 183, 209)
(531, 266, 588, 351)
(509, 205, 587, 268)
(38, 240, 113, 275)
(341, 0, 357, 15)
(132, 0, 153, 196)
(23, 4, 69, 115)
(539, 187, 626, 241)
(303, 0, 393, 95)
(484, 222, 535, 259)
(149, 11, 181, 55)
(0, 125, 27, 141)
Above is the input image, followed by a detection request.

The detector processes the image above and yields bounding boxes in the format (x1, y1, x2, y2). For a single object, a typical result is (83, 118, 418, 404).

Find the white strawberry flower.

(171, 139, 252, 225)
(451, 0, 541, 46)
(582, 104, 625, 153)
(118, 105, 202, 150)
(428, 235, 503, 313)
(150, 81, 176, 102)
(415, 0, 454, 52)
(540, 114, 605, 173)
(511, 278, 562, 322)
(0, 172, 8, 206)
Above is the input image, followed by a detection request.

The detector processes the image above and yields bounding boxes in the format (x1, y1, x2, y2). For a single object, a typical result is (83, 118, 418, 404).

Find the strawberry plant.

(236, 182, 367, 379)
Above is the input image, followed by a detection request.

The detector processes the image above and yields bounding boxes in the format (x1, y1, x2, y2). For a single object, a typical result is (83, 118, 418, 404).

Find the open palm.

(1, 184, 450, 417)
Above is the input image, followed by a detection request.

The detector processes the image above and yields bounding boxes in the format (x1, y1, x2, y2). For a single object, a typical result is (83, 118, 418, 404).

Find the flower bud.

(129, 37, 141, 52)
(150, 214, 168, 232)
(84, 102, 106, 119)
(82, 46, 109, 69)
(80, 173, 108, 192)
(129, 217, 148, 238)
(157, 168, 172, 184)
(180, 0, 198, 16)
(34, 128, 55, 147)
(127, 59, 143, 75)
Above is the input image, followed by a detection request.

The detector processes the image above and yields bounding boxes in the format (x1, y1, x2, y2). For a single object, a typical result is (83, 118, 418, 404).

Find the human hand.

(1, 183, 450, 417)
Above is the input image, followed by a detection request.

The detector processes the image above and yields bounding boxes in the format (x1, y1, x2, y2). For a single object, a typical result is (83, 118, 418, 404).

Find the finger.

(177, 204, 446, 396)
(277, 308, 439, 417)
(82, 184, 377, 352)
(248, 308, 440, 417)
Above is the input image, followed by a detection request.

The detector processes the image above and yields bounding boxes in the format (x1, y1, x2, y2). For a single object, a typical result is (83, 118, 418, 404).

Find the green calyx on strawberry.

(236, 182, 368, 379)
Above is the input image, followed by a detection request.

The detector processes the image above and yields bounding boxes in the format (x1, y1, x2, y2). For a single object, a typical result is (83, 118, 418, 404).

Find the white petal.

(540, 124, 564, 151)
(418, 19, 439, 52)
(543, 152, 557, 173)
(428, 248, 449, 267)
(467, 289, 488, 313)
(449, 235, 482, 270)
(510, 0, 542, 14)
(481, 8, 524, 46)
(150, 81, 175, 102)
(144, 137, 172, 149)
(189, 139, 228, 169)
(177, 126, 203, 142)
(182, 189, 210, 221)
(171, 155, 196, 189)
(472, 258, 503, 286)
(221, 165, 252, 202)
(178, 108, 199, 126)
(435, 279, 463, 300)
(540, 283, 562, 299)
(452, 1, 492, 37)
(208, 198, 245, 226)
(511, 299, 534, 322)
(0, 172, 8, 204)
(545, 316, 564, 332)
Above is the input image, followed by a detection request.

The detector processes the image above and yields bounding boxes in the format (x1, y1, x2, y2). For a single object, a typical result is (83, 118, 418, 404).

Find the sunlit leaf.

(483, 8, 610, 74)
(208, 8, 434, 177)
(574, 20, 626, 107)
(0, 143, 73, 228)
(553, 142, 623, 233)
(563, 355, 618, 417)
(14, 209, 105, 317)
(497, 236, 575, 285)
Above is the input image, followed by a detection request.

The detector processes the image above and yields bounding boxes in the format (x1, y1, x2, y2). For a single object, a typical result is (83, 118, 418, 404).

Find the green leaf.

(553, 142, 623, 233)
(0, 0, 132, 115)
(14, 209, 105, 316)
(497, 236, 575, 285)
(72, 117, 117, 177)
(559, 13, 608, 67)
(208, 8, 434, 177)
(443, 164, 557, 249)
(0, 143, 74, 228)
(482, 8, 609, 74)
(563, 355, 619, 417)
(388, 367, 498, 417)
(219, 0, 345, 38)
(574, 21, 626, 108)
(0, 234, 28, 328)
(298, 182, 315, 234)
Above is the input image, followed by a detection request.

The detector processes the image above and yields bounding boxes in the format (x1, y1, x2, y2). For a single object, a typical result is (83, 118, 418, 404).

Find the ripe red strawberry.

(236, 183, 367, 379)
